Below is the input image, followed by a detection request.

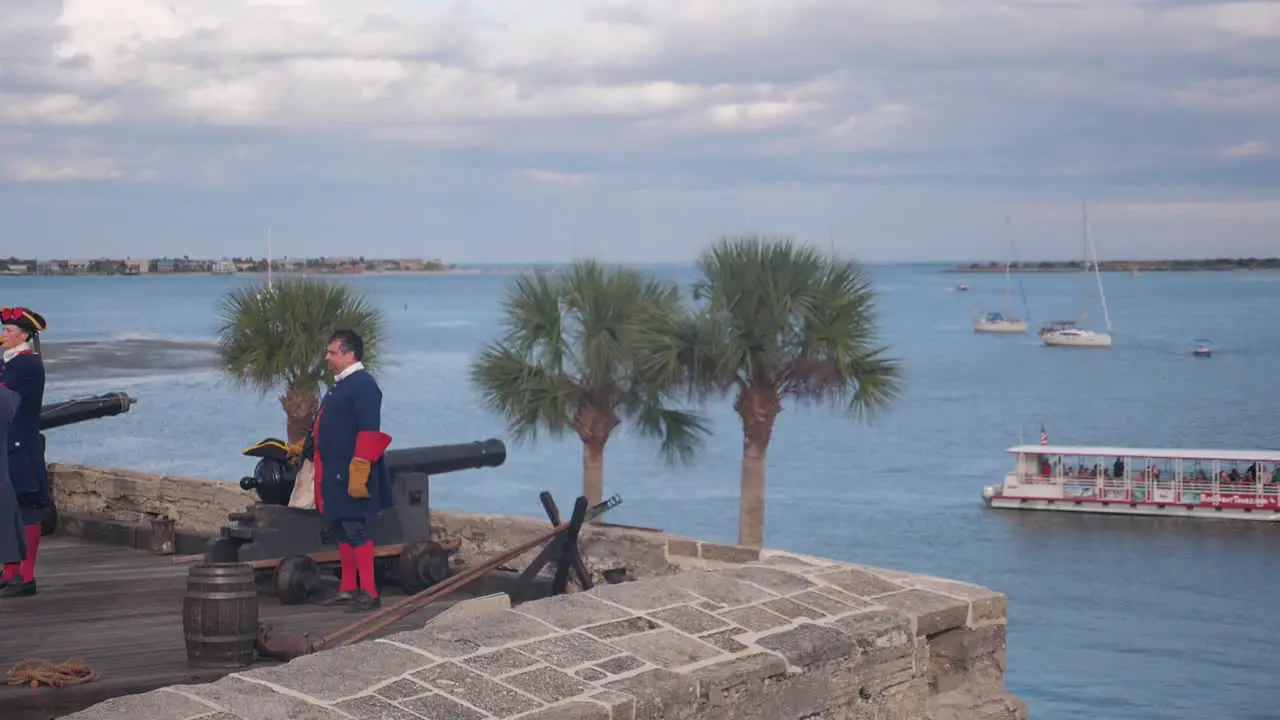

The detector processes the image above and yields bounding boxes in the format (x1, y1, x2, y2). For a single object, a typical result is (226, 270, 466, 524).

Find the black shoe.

(347, 592, 381, 613)
(0, 580, 36, 598)
(319, 590, 356, 606)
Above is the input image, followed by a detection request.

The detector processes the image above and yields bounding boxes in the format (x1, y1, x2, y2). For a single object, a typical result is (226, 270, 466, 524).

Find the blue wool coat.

(0, 352, 49, 514)
(313, 368, 394, 522)
(0, 387, 27, 565)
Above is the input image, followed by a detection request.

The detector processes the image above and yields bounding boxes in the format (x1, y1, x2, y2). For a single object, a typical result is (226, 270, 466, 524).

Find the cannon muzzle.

(39, 392, 139, 432)
(385, 438, 507, 476)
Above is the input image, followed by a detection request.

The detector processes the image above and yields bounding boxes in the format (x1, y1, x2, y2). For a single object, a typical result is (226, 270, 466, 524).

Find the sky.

(1, 0, 1278, 263)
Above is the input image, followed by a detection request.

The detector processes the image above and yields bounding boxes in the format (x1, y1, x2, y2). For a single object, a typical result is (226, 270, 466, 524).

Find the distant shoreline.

(0, 267, 542, 279)
(947, 258, 1280, 273)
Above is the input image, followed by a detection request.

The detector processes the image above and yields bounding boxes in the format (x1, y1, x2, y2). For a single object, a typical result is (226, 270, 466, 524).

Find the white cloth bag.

(288, 459, 317, 510)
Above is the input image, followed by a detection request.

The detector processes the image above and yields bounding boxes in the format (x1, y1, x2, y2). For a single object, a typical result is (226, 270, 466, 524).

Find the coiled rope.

(6, 658, 99, 688)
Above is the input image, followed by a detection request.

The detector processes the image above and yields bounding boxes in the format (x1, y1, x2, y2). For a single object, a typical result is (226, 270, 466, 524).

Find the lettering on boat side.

(1199, 494, 1278, 508)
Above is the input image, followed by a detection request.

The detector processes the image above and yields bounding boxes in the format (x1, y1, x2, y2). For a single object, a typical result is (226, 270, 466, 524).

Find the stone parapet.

(61, 553, 1025, 720)
(46, 464, 1027, 719)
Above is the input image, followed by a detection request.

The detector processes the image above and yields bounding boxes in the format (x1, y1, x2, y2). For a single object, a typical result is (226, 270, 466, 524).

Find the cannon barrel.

(39, 392, 139, 432)
(385, 438, 507, 476)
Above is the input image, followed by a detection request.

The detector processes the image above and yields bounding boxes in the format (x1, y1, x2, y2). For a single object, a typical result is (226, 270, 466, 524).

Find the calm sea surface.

(5, 266, 1279, 719)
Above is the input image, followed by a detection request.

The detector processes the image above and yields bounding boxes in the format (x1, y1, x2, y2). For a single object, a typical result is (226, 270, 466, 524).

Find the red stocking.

(19, 524, 40, 583)
(337, 542, 357, 593)
(354, 542, 378, 598)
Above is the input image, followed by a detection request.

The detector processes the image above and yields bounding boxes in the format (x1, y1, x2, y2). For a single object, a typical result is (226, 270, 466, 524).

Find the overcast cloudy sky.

(1, 0, 1278, 262)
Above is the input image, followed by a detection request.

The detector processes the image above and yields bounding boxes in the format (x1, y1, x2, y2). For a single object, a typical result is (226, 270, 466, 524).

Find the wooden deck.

(0, 537, 504, 720)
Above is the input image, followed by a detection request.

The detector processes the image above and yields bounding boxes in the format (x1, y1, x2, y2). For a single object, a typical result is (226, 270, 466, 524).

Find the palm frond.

(215, 276, 386, 397)
(468, 341, 575, 444)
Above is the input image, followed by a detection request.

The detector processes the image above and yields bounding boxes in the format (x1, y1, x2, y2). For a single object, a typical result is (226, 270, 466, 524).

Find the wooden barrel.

(183, 562, 259, 669)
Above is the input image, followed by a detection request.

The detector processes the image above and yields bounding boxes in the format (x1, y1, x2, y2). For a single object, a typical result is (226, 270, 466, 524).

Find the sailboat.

(1042, 202, 1112, 349)
(973, 216, 1029, 334)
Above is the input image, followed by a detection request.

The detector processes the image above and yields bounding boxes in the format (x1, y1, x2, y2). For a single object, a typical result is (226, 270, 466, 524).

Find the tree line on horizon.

(212, 234, 902, 548)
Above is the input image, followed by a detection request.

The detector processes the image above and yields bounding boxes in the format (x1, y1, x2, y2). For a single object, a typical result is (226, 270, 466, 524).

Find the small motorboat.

(956, 283, 969, 292)
(1192, 339, 1213, 357)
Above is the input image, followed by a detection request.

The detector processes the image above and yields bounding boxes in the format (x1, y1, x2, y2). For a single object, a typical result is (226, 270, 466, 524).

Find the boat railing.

(1015, 471, 1279, 498)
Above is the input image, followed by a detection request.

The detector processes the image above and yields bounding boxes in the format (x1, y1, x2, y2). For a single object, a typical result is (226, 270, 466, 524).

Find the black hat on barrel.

(0, 307, 48, 336)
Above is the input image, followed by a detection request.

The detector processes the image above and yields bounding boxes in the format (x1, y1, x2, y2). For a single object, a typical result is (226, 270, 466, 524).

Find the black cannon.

(210, 437, 508, 602)
(39, 392, 139, 432)
(35, 392, 139, 534)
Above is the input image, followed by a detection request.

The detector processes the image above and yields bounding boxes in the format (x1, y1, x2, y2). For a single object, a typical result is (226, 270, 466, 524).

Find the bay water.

(6, 266, 1279, 719)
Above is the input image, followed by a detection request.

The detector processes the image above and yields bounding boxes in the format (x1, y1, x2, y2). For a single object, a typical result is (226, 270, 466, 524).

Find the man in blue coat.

(0, 306, 48, 599)
(0, 387, 27, 577)
(311, 329, 393, 612)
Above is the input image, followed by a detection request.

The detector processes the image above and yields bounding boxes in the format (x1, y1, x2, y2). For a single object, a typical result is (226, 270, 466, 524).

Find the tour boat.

(1193, 339, 1213, 358)
(983, 444, 1280, 521)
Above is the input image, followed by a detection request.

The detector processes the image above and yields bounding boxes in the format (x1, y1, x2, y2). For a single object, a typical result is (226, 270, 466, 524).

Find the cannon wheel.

(397, 541, 451, 595)
(274, 555, 322, 605)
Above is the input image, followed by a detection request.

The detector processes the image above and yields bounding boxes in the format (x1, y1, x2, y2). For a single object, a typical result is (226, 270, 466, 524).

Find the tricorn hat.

(0, 307, 48, 335)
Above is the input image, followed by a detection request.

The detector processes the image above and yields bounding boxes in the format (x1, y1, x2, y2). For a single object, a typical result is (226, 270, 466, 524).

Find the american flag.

(1040, 425, 1048, 446)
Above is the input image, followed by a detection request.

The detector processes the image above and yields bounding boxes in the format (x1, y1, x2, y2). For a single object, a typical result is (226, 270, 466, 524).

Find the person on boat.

(0, 306, 49, 599)
(0, 387, 26, 578)
(311, 329, 393, 612)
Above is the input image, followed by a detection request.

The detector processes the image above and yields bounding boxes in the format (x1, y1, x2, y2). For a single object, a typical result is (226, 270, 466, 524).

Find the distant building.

(212, 260, 236, 274)
(123, 259, 149, 274)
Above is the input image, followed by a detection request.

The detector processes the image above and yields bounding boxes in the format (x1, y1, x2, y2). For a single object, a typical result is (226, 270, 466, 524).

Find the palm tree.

(638, 235, 903, 547)
(216, 276, 387, 444)
(469, 260, 708, 510)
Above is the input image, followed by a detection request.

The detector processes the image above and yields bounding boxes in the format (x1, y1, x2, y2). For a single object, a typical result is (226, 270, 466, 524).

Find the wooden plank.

(0, 536, 481, 720)
(169, 537, 461, 567)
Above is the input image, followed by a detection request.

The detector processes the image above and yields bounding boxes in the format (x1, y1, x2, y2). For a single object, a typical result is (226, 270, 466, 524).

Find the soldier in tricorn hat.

(0, 306, 49, 598)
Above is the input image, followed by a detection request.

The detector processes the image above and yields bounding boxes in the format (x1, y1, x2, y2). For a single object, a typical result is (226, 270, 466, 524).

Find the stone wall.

(47, 464, 1028, 719)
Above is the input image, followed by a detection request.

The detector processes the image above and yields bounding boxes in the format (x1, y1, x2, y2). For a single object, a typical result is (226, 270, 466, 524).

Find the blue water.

(5, 267, 1280, 719)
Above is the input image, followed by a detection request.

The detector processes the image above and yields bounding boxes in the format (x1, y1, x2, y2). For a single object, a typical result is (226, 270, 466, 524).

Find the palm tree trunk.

(736, 387, 780, 548)
(582, 438, 606, 522)
(279, 378, 319, 445)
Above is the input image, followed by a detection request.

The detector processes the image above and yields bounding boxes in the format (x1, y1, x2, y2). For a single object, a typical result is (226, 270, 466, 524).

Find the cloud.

(0, 0, 1278, 260)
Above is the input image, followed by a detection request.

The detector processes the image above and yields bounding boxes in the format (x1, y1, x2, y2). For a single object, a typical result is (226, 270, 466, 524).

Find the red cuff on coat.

(354, 431, 392, 462)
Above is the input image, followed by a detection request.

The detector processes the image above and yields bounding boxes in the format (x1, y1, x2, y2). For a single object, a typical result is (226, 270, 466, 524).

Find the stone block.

(590, 689, 637, 719)
(334, 694, 423, 720)
(398, 692, 487, 720)
(193, 714, 243, 720)
(911, 577, 1009, 624)
(576, 667, 609, 682)
(424, 592, 512, 628)
(58, 689, 214, 720)
(716, 565, 814, 594)
(665, 539, 699, 558)
(503, 666, 595, 703)
(692, 652, 788, 705)
(515, 701, 610, 720)
(647, 605, 730, 635)
(670, 570, 776, 607)
(754, 622, 853, 669)
(814, 567, 906, 598)
(698, 542, 760, 564)
(180, 677, 348, 720)
(790, 589, 861, 616)
(603, 669, 699, 720)
(582, 616, 660, 640)
(812, 585, 876, 607)
(587, 578, 699, 611)
(831, 609, 914, 661)
(927, 624, 1009, 694)
(463, 648, 542, 677)
(413, 662, 543, 717)
(718, 605, 790, 632)
(516, 632, 623, 668)
(515, 593, 633, 630)
(698, 629, 750, 654)
(239, 640, 433, 702)
(608, 629, 725, 669)
(389, 610, 558, 658)
(595, 655, 646, 675)
(761, 597, 825, 621)
(874, 589, 970, 636)
(374, 678, 431, 701)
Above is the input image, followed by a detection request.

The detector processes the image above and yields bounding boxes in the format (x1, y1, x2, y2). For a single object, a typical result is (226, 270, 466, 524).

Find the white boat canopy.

(1006, 444, 1280, 464)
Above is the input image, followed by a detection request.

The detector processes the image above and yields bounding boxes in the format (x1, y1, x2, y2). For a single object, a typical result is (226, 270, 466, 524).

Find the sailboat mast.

(1002, 216, 1013, 315)
(1085, 206, 1112, 332)
(266, 228, 273, 292)
(1079, 202, 1090, 325)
